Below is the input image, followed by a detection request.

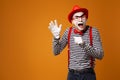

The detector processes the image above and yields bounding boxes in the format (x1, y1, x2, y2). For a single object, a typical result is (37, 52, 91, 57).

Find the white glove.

(73, 37, 84, 45)
(48, 20, 62, 39)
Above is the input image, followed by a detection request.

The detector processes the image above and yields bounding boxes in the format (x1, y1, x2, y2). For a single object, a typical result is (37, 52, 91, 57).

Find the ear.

(71, 19, 74, 24)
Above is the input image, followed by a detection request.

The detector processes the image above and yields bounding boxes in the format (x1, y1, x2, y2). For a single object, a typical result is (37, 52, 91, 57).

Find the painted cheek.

(82, 19, 87, 25)
(82, 18, 87, 22)
(72, 20, 77, 26)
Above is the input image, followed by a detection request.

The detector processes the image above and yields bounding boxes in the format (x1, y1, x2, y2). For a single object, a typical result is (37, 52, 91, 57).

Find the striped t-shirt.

(52, 26, 104, 70)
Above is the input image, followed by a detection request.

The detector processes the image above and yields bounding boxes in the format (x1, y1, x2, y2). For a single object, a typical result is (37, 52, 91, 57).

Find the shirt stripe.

(52, 26, 104, 70)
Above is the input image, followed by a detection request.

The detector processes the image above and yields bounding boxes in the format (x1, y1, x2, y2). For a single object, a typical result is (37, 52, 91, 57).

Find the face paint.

(72, 12, 87, 31)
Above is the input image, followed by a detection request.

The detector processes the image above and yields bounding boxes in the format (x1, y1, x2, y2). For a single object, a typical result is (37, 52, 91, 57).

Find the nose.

(78, 17, 82, 21)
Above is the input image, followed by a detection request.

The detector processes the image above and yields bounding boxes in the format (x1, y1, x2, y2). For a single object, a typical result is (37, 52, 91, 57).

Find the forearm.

(80, 43, 104, 59)
(52, 28, 68, 56)
(52, 38, 61, 55)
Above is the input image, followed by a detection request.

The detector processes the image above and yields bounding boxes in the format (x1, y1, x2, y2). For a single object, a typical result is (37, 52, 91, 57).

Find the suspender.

(89, 27, 94, 67)
(89, 27, 93, 46)
(68, 26, 94, 67)
(68, 27, 72, 67)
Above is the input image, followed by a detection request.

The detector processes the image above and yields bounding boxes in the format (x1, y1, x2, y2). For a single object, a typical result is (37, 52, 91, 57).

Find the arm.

(52, 29, 68, 55)
(48, 20, 68, 55)
(81, 28, 104, 60)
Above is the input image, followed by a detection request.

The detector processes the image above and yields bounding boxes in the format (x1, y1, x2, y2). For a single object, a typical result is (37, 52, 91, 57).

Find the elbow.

(97, 52, 104, 60)
(53, 51, 60, 56)
(53, 53, 60, 56)
(97, 55, 104, 60)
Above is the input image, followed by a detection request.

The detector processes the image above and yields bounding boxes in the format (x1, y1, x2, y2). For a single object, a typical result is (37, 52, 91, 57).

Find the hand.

(48, 20, 62, 39)
(73, 36, 84, 45)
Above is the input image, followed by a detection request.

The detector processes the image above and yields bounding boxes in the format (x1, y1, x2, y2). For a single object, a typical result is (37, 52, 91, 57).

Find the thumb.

(59, 24, 62, 30)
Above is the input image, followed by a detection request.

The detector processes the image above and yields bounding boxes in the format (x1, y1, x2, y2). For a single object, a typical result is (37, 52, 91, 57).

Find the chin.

(79, 28, 84, 31)
(78, 27, 84, 31)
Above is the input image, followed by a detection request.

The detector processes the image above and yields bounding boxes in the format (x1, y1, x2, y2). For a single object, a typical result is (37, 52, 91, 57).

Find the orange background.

(0, 0, 120, 80)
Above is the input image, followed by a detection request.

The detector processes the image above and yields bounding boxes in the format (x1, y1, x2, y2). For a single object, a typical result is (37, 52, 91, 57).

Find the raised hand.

(48, 20, 62, 39)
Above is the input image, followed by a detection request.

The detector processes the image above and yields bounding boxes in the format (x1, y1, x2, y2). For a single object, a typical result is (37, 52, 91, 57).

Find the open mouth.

(78, 23, 83, 26)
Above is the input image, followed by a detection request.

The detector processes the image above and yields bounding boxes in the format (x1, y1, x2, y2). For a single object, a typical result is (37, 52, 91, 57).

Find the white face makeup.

(72, 12, 87, 31)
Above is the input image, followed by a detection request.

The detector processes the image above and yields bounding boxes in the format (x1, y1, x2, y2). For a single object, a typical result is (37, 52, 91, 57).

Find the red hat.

(68, 5, 88, 23)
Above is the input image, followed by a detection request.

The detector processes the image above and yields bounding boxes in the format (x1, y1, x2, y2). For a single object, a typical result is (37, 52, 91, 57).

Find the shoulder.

(62, 27, 73, 38)
(90, 26, 100, 33)
(90, 26, 101, 37)
(64, 27, 73, 34)
(90, 26, 99, 31)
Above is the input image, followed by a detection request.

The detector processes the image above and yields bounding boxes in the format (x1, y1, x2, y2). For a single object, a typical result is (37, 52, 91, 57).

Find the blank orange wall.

(1, 0, 120, 80)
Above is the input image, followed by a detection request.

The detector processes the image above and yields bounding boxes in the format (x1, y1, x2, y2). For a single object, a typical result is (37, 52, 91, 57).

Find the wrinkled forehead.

(73, 12, 84, 17)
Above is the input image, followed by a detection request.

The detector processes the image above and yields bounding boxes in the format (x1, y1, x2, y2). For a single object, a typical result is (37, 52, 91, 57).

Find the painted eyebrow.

(75, 13, 85, 17)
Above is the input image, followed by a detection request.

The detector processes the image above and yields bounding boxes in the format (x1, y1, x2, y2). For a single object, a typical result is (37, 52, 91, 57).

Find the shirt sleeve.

(52, 28, 69, 55)
(80, 28, 104, 60)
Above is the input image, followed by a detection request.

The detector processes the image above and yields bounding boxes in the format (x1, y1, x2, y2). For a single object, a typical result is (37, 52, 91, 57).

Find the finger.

(59, 24, 62, 29)
(49, 22, 53, 30)
(54, 20, 58, 26)
(49, 22, 52, 26)
(49, 21, 55, 30)
(50, 21, 54, 27)
(48, 26, 51, 30)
